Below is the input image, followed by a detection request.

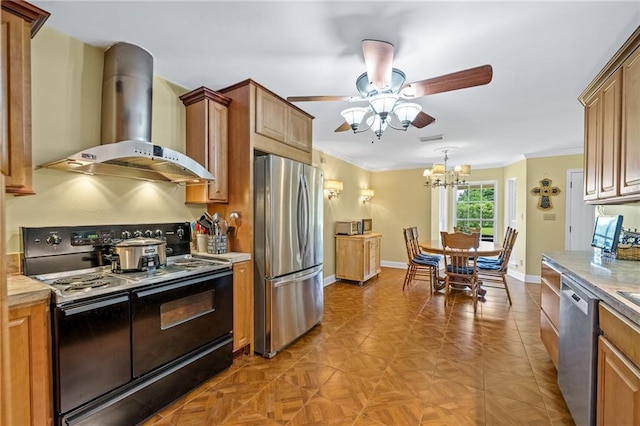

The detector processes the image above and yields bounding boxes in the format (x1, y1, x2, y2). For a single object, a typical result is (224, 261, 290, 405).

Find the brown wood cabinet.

(220, 80, 313, 165)
(539, 260, 561, 368)
(583, 69, 622, 201)
(335, 233, 382, 285)
(9, 299, 52, 426)
(1, 1, 49, 195)
(597, 303, 640, 425)
(207, 80, 312, 354)
(232, 260, 252, 353)
(621, 45, 640, 196)
(255, 87, 312, 158)
(180, 87, 232, 204)
(580, 26, 640, 203)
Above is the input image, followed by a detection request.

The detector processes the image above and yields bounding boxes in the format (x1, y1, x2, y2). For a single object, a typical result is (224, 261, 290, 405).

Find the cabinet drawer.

(599, 303, 640, 369)
(541, 279, 560, 329)
(540, 310, 559, 368)
(541, 261, 561, 290)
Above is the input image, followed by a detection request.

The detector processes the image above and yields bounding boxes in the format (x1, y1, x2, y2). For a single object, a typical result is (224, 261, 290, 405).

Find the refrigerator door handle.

(297, 175, 310, 259)
(271, 265, 322, 288)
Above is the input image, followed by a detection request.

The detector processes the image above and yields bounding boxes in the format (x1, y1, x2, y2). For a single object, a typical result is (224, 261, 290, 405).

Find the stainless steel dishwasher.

(558, 273, 600, 426)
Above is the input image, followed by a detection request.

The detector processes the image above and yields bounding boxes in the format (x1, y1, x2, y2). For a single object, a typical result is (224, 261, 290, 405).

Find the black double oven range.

(22, 222, 234, 426)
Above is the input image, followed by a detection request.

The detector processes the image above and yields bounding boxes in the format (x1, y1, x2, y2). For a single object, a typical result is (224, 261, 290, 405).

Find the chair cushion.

(446, 265, 476, 274)
(413, 257, 439, 267)
(477, 262, 502, 271)
(417, 254, 442, 262)
(477, 256, 500, 264)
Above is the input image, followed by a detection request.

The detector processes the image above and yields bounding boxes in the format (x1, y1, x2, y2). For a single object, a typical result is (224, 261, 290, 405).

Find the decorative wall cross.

(531, 178, 561, 210)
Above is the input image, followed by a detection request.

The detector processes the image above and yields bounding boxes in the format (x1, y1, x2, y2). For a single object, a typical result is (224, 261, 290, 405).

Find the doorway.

(566, 169, 595, 250)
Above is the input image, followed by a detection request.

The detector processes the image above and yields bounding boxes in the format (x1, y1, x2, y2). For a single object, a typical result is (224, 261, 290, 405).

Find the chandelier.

(423, 149, 471, 188)
(340, 93, 422, 140)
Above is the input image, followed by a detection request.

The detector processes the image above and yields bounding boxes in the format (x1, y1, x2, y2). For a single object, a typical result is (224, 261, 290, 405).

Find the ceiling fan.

(287, 39, 493, 139)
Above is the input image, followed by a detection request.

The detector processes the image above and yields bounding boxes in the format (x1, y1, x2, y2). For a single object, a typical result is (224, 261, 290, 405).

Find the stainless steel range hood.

(38, 42, 214, 183)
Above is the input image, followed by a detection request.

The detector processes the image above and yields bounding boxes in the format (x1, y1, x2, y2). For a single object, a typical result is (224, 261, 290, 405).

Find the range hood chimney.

(38, 42, 214, 183)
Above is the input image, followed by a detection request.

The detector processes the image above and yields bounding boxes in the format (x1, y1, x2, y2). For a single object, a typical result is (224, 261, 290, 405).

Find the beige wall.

(312, 150, 372, 279)
(372, 168, 432, 264)
(4, 27, 204, 254)
(525, 154, 584, 277)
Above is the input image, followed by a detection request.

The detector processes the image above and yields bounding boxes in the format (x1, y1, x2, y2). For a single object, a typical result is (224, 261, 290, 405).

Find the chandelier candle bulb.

(432, 163, 446, 175)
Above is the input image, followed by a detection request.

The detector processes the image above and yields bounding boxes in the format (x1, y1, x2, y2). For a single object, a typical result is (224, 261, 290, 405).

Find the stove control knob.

(144, 230, 153, 238)
(121, 230, 132, 239)
(133, 230, 143, 238)
(46, 234, 62, 246)
(154, 229, 163, 238)
(176, 228, 185, 240)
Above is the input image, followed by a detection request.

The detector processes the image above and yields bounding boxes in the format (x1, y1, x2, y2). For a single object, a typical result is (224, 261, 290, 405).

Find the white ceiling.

(32, 1, 640, 171)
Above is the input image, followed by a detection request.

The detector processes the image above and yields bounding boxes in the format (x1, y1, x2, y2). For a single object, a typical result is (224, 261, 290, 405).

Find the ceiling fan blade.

(334, 122, 352, 132)
(411, 111, 436, 129)
(362, 39, 394, 90)
(287, 95, 365, 103)
(400, 65, 493, 98)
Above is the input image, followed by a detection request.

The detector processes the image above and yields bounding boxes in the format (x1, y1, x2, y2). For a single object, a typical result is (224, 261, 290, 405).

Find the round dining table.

(420, 239, 503, 256)
(419, 239, 504, 293)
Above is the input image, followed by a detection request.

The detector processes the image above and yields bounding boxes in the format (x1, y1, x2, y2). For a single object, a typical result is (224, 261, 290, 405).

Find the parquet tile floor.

(143, 267, 574, 425)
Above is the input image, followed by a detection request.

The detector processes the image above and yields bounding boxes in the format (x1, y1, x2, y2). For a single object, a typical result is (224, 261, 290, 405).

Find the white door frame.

(565, 168, 595, 250)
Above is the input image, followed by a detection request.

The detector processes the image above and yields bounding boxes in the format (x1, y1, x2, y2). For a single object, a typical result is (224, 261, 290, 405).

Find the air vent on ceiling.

(419, 134, 444, 142)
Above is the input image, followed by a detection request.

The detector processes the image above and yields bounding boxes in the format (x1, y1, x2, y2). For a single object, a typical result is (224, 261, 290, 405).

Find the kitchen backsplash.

(599, 201, 640, 231)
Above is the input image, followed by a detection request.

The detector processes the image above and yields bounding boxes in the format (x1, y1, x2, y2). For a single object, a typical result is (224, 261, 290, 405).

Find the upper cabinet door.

(1, 1, 49, 195)
(621, 47, 640, 196)
(598, 68, 622, 199)
(583, 92, 600, 201)
(255, 88, 287, 143)
(287, 107, 312, 153)
(181, 87, 231, 204)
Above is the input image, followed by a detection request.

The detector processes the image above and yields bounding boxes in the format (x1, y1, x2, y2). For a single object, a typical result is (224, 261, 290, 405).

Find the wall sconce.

(361, 188, 374, 203)
(325, 179, 343, 200)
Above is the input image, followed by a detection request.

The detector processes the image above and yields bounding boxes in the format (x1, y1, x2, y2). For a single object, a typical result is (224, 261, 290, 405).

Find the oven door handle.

(62, 295, 129, 317)
(133, 276, 211, 299)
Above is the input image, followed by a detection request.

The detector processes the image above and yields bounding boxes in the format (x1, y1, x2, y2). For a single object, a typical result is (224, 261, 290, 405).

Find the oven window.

(160, 290, 215, 330)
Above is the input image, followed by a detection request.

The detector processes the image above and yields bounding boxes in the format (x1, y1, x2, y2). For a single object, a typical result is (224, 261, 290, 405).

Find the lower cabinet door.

(597, 336, 640, 426)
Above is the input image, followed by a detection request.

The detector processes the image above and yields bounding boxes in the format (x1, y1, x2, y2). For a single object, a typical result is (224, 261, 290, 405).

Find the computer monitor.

(591, 215, 623, 253)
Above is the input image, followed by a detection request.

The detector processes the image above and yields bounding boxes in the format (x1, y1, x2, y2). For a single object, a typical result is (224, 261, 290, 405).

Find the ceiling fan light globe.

(393, 102, 422, 123)
(340, 107, 369, 127)
(366, 114, 388, 139)
(369, 93, 399, 115)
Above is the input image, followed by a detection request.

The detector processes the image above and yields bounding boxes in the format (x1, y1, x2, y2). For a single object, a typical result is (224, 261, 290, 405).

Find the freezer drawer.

(255, 265, 323, 358)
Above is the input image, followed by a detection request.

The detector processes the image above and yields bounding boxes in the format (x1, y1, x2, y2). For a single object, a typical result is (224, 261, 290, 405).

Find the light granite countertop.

(192, 252, 251, 263)
(7, 274, 51, 308)
(543, 251, 640, 325)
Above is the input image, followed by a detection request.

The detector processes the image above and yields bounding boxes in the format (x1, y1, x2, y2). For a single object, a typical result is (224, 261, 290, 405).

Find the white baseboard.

(381, 260, 407, 269)
(507, 270, 526, 282)
(526, 274, 541, 284)
(323, 274, 336, 287)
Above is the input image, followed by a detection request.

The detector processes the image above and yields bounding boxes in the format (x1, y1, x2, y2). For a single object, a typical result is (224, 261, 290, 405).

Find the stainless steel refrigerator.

(254, 154, 323, 358)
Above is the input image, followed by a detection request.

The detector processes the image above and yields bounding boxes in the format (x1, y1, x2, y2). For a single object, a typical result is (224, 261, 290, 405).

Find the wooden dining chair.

(477, 226, 514, 265)
(477, 228, 518, 305)
(402, 227, 441, 292)
(440, 231, 481, 312)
